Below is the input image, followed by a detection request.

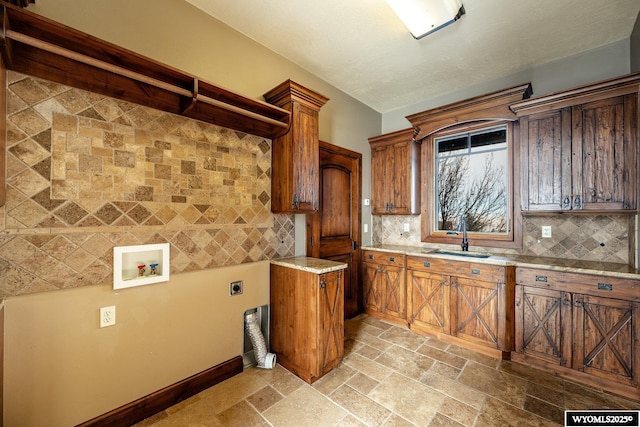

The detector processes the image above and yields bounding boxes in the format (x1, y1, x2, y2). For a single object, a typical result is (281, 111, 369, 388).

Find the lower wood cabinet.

(515, 267, 640, 400)
(406, 256, 514, 358)
(270, 260, 345, 384)
(362, 250, 406, 324)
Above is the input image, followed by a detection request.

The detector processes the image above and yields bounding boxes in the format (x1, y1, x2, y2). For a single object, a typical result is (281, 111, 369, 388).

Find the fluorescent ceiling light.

(386, 0, 465, 39)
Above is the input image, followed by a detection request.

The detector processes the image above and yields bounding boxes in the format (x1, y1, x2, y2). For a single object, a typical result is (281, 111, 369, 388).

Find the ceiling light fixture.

(386, 0, 465, 39)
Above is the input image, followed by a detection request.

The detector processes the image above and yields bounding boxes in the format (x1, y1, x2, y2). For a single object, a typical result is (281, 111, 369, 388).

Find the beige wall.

(4, 261, 270, 426)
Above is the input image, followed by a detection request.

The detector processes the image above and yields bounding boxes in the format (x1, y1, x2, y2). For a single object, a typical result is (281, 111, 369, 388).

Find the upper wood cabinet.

(513, 73, 640, 212)
(368, 128, 421, 215)
(264, 81, 328, 213)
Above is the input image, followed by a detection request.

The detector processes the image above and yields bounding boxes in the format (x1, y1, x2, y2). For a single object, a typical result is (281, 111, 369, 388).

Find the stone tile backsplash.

(373, 214, 635, 265)
(0, 72, 294, 298)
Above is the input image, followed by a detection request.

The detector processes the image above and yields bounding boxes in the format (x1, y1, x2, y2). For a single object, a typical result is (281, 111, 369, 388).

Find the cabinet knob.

(535, 275, 547, 282)
(293, 194, 300, 209)
(423, 262, 431, 268)
(563, 196, 571, 208)
(573, 196, 581, 209)
(320, 280, 326, 289)
(471, 269, 481, 275)
(389, 257, 395, 262)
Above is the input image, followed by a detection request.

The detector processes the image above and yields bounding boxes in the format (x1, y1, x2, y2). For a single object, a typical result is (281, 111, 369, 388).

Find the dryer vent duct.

(244, 310, 276, 369)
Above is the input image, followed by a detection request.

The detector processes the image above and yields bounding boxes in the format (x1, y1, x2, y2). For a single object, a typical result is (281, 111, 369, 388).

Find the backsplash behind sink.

(373, 214, 635, 265)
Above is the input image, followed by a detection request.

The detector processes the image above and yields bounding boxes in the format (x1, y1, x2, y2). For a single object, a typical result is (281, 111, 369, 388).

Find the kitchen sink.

(434, 249, 491, 258)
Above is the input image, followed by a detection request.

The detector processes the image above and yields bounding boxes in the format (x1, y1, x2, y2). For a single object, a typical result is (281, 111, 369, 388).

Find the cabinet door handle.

(423, 262, 431, 268)
(563, 196, 571, 208)
(471, 269, 480, 275)
(368, 254, 374, 260)
(293, 194, 300, 209)
(389, 257, 395, 262)
(535, 275, 547, 282)
(573, 196, 581, 209)
(597, 283, 613, 291)
(320, 280, 326, 289)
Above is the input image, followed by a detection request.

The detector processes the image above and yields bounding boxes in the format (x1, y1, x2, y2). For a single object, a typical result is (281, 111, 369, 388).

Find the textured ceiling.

(186, 0, 640, 113)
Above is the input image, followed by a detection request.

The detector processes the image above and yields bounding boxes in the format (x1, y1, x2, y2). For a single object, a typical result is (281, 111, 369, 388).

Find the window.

(422, 121, 520, 248)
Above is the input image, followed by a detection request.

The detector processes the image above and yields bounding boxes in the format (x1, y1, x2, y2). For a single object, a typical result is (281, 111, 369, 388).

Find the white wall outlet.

(541, 225, 552, 238)
(363, 198, 370, 206)
(100, 306, 116, 328)
(230, 280, 243, 296)
(363, 223, 369, 233)
(403, 223, 410, 232)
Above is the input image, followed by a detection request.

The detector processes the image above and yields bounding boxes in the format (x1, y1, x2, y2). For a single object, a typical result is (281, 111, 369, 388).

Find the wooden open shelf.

(0, 4, 291, 139)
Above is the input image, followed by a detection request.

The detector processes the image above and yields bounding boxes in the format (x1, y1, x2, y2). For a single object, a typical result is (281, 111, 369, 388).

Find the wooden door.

(307, 141, 362, 319)
(572, 94, 637, 210)
(408, 269, 450, 334)
(389, 141, 409, 214)
(371, 144, 390, 214)
(318, 270, 344, 375)
(573, 294, 638, 387)
(362, 262, 382, 313)
(515, 285, 572, 366)
(451, 276, 502, 349)
(381, 264, 405, 320)
(520, 108, 572, 211)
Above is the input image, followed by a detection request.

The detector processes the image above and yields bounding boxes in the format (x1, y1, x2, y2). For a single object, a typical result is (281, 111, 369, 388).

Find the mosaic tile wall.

(373, 214, 635, 265)
(0, 72, 294, 298)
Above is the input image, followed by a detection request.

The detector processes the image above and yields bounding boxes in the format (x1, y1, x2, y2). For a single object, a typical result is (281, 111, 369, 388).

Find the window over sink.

(422, 121, 520, 249)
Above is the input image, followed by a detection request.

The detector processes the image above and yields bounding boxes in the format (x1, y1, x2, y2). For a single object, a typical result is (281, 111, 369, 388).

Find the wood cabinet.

(406, 256, 514, 358)
(362, 250, 406, 324)
(264, 81, 328, 213)
(514, 73, 640, 212)
(368, 129, 421, 215)
(270, 259, 345, 384)
(514, 267, 640, 400)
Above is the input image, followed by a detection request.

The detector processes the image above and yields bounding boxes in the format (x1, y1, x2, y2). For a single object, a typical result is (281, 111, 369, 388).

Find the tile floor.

(135, 314, 639, 426)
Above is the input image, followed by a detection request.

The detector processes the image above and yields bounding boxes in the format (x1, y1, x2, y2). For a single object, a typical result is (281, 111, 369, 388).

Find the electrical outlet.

(541, 225, 552, 238)
(100, 306, 116, 328)
(363, 223, 369, 233)
(403, 223, 410, 232)
(230, 280, 243, 296)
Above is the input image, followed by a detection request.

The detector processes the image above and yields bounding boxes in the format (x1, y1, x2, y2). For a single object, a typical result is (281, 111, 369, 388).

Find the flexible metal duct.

(244, 311, 276, 369)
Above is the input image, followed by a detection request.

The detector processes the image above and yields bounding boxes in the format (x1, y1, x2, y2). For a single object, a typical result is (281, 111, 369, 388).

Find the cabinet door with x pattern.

(573, 294, 639, 388)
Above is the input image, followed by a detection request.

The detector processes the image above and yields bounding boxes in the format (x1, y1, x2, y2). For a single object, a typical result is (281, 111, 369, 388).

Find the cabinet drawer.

(407, 256, 505, 282)
(516, 267, 640, 301)
(362, 250, 404, 267)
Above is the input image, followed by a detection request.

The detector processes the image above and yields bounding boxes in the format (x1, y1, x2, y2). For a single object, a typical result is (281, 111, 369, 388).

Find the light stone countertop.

(363, 245, 640, 280)
(270, 257, 348, 274)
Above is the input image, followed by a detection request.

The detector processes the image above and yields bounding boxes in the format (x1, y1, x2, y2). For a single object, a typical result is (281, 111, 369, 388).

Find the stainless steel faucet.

(458, 215, 469, 251)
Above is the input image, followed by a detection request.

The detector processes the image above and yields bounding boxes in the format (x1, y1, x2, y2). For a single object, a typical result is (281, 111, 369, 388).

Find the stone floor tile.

(357, 343, 384, 360)
(428, 413, 465, 427)
(347, 372, 380, 395)
(312, 362, 357, 395)
(474, 396, 559, 427)
(375, 345, 435, 379)
(437, 397, 478, 426)
(368, 372, 446, 425)
(330, 384, 392, 427)
(343, 352, 394, 382)
(446, 345, 500, 368)
(262, 385, 348, 427)
(215, 400, 268, 426)
(379, 326, 427, 350)
(246, 385, 283, 412)
(523, 395, 564, 425)
(416, 344, 468, 370)
(458, 361, 528, 407)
